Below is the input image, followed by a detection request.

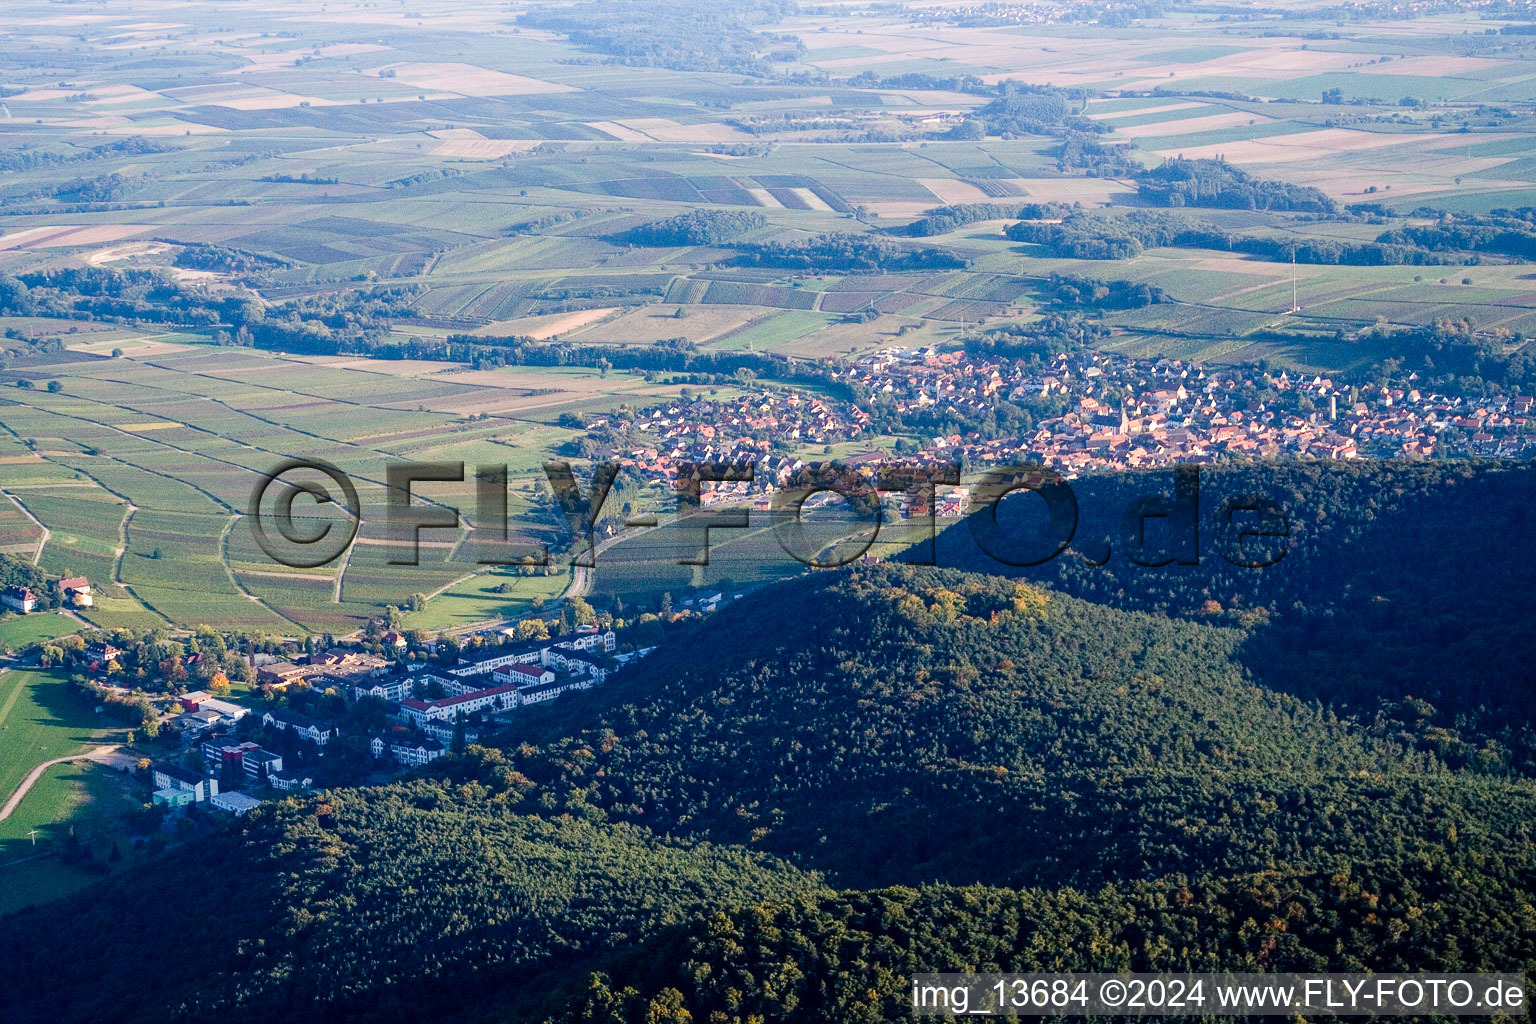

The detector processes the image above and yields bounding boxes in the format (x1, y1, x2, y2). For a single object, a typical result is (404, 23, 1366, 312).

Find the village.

(583, 344, 1534, 518)
(142, 625, 634, 816)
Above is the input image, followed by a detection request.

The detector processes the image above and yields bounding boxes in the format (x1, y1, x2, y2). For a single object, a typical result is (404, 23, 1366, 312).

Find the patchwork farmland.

(0, 346, 598, 632)
(0, 0, 1534, 635)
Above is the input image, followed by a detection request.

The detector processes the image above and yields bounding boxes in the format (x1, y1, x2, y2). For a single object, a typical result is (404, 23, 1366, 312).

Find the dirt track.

(0, 745, 123, 822)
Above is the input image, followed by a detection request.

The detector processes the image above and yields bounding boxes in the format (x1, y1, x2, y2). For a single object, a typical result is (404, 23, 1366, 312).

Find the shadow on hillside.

(924, 461, 1536, 756)
(22, 673, 113, 745)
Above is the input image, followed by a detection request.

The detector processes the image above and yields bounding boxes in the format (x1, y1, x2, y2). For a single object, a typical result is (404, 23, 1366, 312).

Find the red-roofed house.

(54, 576, 92, 608)
(400, 684, 520, 727)
(2, 586, 35, 614)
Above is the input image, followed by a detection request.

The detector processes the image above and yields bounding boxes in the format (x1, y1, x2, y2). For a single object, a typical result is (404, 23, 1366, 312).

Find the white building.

(270, 770, 313, 792)
(55, 576, 92, 608)
(262, 709, 338, 746)
(371, 735, 446, 766)
(201, 698, 251, 723)
(399, 684, 518, 727)
(1, 586, 35, 614)
(563, 651, 612, 683)
(421, 719, 479, 747)
(515, 678, 582, 707)
(153, 763, 217, 802)
(557, 629, 616, 654)
(491, 663, 555, 688)
(210, 791, 263, 817)
(448, 646, 546, 678)
(351, 675, 415, 702)
(173, 710, 225, 737)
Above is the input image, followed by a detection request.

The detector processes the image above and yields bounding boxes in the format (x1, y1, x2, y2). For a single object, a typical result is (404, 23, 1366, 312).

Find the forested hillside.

(530, 857, 1536, 1022)
(2, 563, 1533, 1023)
(928, 461, 1536, 767)
(475, 567, 1536, 889)
(0, 790, 819, 1024)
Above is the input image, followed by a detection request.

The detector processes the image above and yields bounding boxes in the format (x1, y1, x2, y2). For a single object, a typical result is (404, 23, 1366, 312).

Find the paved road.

(0, 745, 123, 823)
(570, 517, 672, 600)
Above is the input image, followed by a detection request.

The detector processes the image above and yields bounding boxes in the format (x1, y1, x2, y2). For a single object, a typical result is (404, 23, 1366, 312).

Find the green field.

(0, 0, 1534, 1015)
(0, 760, 144, 917)
(0, 669, 121, 806)
(0, 348, 592, 633)
(0, 667, 140, 918)
(0, 615, 82, 650)
(400, 568, 571, 631)
(709, 310, 842, 352)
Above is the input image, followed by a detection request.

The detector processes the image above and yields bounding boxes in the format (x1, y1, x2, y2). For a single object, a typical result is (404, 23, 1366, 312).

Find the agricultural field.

(2, 3, 1536, 1020)
(0, 665, 138, 917)
(583, 518, 817, 610)
(0, 759, 143, 918)
(0, 614, 82, 650)
(0, 670, 122, 811)
(580, 501, 907, 612)
(400, 567, 569, 632)
(0, 666, 161, 915)
(0, 0, 1533, 630)
(0, 345, 599, 632)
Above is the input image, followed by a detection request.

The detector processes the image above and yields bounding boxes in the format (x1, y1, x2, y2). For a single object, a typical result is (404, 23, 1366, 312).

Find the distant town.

(586, 344, 1532, 517)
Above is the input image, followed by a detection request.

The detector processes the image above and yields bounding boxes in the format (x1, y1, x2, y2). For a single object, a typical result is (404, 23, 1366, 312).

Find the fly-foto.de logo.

(248, 459, 1291, 572)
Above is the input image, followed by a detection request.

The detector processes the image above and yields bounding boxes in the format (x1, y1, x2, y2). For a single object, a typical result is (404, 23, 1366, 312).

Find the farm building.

(152, 788, 196, 809)
(54, 576, 92, 608)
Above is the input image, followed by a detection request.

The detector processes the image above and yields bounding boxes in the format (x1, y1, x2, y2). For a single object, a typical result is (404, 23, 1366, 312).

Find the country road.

(570, 516, 675, 599)
(0, 745, 123, 823)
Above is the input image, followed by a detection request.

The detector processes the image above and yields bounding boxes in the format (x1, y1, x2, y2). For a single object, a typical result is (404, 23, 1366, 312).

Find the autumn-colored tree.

(514, 618, 550, 642)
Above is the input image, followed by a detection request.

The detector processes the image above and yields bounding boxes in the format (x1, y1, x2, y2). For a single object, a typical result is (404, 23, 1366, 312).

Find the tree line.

(1007, 208, 1476, 265)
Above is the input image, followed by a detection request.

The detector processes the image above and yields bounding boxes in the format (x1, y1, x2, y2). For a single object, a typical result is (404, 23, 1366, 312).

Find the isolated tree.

(513, 618, 549, 642)
(567, 595, 595, 626)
